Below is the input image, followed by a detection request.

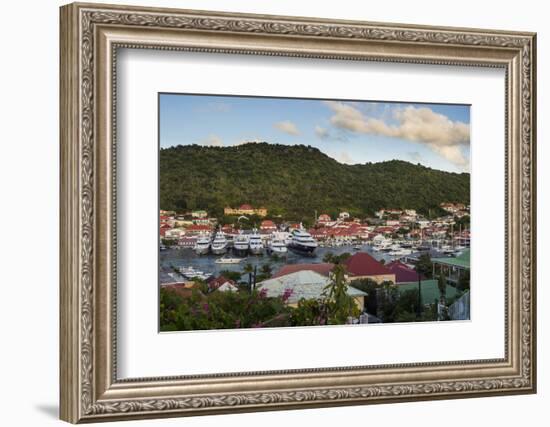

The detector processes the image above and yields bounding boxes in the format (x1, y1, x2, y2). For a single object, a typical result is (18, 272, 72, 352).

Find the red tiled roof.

(207, 276, 235, 289)
(161, 283, 199, 299)
(375, 226, 396, 233)
(272, 263, 335, 278)
(333, 228, 355, 236)
(308, 228, 329, 237)
(240, 204, 253, 210)
(386, 260, 423, 283)
(261, 220, 276, 228)
(344, 252, 391, 276)
(187, 224, 212, 231)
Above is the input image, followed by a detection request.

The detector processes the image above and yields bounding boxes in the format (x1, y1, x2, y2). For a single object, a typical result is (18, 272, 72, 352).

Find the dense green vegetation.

(160, 143, 470, 222)
(160, 286, 293, 331)
(159, 260, 465, 331)
(160, 264, 360, 331)
(351, 279, 440, 323)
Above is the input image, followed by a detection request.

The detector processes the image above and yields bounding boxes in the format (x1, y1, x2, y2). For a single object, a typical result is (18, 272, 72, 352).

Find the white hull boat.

(215, 255, 245, 264)
(268, 238, 288, 255)
(211, 231, 228, 255)
(193, 234, 211, 255)
(249, 229, 264, 255)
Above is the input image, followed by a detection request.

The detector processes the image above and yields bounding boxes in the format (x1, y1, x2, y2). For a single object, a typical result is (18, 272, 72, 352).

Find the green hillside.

(160, 143, 469, 221)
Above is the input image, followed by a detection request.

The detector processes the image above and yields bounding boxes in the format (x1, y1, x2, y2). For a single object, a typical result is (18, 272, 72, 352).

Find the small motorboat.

(215, 255, 245, 264)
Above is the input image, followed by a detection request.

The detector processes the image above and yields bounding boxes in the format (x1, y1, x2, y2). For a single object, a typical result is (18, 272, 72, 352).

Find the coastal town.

(159, 202, 471, 330)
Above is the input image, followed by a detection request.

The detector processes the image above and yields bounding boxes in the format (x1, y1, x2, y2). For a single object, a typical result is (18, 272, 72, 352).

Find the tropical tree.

(457, 270, 470, 291)
(393, 289, 419, 321)
(218, 270, 242, 282)
(437, 274, 447, 299)
(260, 264, 273, 276)
(415, 253, 433, 279)
(349, 279, 378, 315)
(321, 264, 360, 324)
(243, 263, 254, 290)
(454, 214, 470, 229)
(159, 287, 293, 331)
(291, 298, 325, 326)
(323, 251, 335, 263)
(375, 281, 399, 322)
(161, 238, 177, 247)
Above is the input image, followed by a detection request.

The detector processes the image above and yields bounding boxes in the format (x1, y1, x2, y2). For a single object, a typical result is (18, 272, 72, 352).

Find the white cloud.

(325, 150, 356, 165)
(336, 151, 354, 165)
(199, 134, 223, 147)
(324, 101, 470, 168)
(314, 124, 349, 142)
(274, 120, 300, 136)
(315, 125, 329, 139)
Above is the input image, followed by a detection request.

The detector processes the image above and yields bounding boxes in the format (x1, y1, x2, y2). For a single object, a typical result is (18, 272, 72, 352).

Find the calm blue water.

(160, 244, 397, 278)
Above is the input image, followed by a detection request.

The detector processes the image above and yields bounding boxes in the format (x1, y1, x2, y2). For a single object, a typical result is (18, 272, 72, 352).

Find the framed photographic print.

(60, 2, 537, 423)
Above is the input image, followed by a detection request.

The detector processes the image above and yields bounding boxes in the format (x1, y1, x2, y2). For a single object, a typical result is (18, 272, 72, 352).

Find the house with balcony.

(431, 249, 470, 286)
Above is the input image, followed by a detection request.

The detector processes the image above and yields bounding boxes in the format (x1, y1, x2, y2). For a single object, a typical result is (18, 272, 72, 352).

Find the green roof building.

(432, 249, 470, 286)
(397, 279, 459, 306)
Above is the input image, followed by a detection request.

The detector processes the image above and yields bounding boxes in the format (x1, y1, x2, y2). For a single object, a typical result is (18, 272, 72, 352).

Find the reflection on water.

(160, 244, 395, 278)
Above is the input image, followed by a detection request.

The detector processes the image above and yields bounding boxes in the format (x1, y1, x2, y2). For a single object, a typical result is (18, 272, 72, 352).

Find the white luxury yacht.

(248, 229, 264, 255)
(288, 227, 318, 254)
(193, 233, 211, 255)
(232, 232, 249, 257)
(211, 231, 228, 255)
(268, 235, 288, 255)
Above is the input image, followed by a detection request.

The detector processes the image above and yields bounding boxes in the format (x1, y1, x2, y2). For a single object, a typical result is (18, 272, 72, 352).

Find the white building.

(257, 270, 366, 311)
(164, 228, 185, 239)
(338, 211, 350, 220)
(417, 219, 430, 228)
(191, 210, 208, 218)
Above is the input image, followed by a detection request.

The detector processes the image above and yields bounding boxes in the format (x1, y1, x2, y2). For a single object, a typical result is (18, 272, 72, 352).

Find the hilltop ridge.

(160, 143, 470, 221)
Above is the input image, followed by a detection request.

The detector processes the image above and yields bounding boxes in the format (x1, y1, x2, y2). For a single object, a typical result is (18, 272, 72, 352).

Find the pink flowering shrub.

(282, 288, 294, 303)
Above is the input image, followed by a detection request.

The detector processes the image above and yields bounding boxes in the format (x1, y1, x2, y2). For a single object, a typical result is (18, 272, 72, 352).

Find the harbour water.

(160, 244, 402, 280)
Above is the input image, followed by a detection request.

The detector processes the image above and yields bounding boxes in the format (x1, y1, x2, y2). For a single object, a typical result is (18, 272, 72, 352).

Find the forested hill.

(160, 143, 470, 221)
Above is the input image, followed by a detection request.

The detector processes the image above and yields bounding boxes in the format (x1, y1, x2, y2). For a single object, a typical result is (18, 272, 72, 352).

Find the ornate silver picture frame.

(60, 2, 536, 423)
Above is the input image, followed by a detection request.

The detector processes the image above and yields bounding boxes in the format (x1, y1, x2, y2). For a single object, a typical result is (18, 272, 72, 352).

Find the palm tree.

(243, 263, 254, 291)
(260, 264, 272, 277)
(437, 274, 447, 299)
(321, 264, 357, 324)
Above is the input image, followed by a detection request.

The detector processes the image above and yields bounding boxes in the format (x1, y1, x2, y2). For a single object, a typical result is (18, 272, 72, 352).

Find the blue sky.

(159, 93, 470, 173)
